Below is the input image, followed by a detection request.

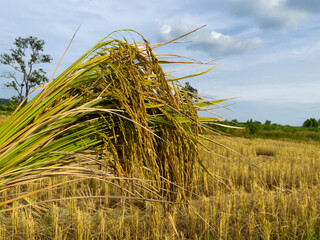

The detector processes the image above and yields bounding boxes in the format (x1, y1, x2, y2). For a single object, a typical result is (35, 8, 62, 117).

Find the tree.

(246, 119, 261, 135)
(0, 36, 52, 105)
(264, 120, 271, 125)
(303, 118, 319, 128)
(184, 81, 198, 99)
(231, 119, 238, 124)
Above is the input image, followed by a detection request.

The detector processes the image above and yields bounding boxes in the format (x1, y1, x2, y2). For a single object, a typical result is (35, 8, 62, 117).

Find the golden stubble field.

(0, 137, 320, 239)
(0, 134, 319, 239)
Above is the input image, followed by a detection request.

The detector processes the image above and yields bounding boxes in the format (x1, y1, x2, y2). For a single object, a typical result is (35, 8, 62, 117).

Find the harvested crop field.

(0, 135, 319, 239)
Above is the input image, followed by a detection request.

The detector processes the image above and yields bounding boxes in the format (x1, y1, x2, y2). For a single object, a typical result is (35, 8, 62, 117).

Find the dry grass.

(0, 115, 9, 127)
(1, 136, 320, 239)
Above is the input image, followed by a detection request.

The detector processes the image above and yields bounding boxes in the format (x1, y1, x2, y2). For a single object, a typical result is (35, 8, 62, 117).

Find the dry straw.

(0, 29, 228, 207)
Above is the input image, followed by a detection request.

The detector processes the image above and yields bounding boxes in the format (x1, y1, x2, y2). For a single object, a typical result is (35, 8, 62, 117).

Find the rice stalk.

(0, 29, 227, 207)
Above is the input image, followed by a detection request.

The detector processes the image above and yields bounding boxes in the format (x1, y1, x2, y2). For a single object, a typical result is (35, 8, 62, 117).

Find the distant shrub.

(246, 119, 261, 135)
(231, 119, 238, 124)
(303, 118, 319, 128)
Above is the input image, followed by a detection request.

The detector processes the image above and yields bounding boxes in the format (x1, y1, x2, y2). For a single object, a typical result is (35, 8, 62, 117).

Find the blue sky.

(0, 0, 320, 126)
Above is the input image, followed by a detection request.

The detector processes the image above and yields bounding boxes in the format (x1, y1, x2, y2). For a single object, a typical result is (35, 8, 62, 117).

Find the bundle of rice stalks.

(0, 30, 226, 207)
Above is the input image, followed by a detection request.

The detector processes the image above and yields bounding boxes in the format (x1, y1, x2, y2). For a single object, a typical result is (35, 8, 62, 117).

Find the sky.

(0, 0, 320, 126)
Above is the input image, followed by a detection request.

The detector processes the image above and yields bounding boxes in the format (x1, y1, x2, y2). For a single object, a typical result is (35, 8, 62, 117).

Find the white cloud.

(160, 25, 171, 35)
(159, 23, 263, 57)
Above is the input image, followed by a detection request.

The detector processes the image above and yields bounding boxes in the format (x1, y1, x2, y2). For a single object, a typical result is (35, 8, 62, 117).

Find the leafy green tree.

(0, 36, 52, 105)
(246, 119, 261, 135)
(303, 118, 319, 128)
(231, 119, 238, 124)
(264, 120, 271, 125)
(184, 81, 198, 99)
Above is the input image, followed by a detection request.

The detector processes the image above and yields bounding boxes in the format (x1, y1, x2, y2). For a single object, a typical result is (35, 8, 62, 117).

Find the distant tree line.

(245, 118, 320, 134)
(0, 98, 18, 112)
(0, 98, 9, 105)
(210, 118, 320, 136)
